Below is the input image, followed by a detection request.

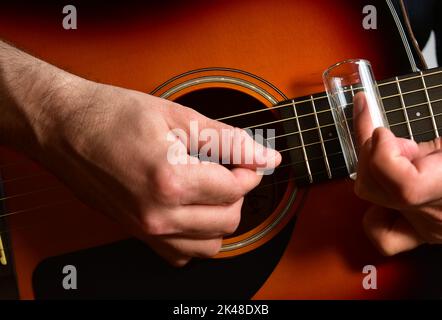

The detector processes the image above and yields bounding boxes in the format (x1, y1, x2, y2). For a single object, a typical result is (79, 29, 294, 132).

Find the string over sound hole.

(174, 88, 291, 237)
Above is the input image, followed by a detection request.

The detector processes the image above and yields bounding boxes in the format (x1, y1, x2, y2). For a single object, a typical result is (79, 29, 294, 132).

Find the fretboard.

(277, 67, 442, 186)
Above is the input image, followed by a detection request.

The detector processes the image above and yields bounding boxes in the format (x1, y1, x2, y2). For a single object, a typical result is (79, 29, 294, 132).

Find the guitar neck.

(279, 67, 442, 186)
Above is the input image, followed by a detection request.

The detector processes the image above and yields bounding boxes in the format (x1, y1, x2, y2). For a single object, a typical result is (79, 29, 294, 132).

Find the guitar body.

(0, 0, 440, 299)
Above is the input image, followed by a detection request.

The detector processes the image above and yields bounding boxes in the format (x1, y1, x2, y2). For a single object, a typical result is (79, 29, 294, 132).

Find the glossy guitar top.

(0, 0, 440, 299)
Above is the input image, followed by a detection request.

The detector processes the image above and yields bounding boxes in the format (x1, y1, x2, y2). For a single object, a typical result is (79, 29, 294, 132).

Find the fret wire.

(256, 165, 349, 189)
(278, 109, 442, 155)
(261, 105, 442, 189)
(278, 135, 337, 154)
(311, 95, 332, 179)
(210, 102, 442, 159)
(278, 125, 442, 174)
(344, 98, 442, 126)
(3, 71, 442, 171)
(4, 121, 440, 207)
(389, 112, 442, 132)
(420, 71, 439, 138)
(2, 70, 442, 212)
(393, 127, 441, 140)
(395, 77, 414, 140)
(215, 69, 442, 123)
(6, 74, 442, 169)
(381, 81, 441, 100)
(292, 100, 313, 183)
(0, 124, 440, 210)
(268, 97, 442, 142)
(234, 82, 442, 133)
(277, 150, 344, 170)
(346, 84, 358, 165)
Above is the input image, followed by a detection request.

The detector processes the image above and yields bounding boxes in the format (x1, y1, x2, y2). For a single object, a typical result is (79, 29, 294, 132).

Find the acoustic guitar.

(0, 0, 441, 299)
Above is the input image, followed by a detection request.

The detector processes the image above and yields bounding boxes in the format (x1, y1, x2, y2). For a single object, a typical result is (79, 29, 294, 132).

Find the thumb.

(363, 205, 424, 256)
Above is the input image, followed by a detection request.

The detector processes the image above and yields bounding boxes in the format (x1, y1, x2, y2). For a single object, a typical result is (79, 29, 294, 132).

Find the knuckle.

(223, 208, 242, 234)
(225, 187, 243, 204)
(199, 239, 223, 258)
(353, 179, 370, 201)
(371, 231, 398, 256)
(176, 104, 199, 120)
(141, 214, 172, 236)
(377, 239, 397, 256)
(152, 166, 183, 205)
(396, 183, 421, 207)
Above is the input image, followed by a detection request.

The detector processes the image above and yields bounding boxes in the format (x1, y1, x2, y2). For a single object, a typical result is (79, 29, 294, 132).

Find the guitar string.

(191, 105, 442, 160)
(263, 125, 439, 175)
(1, 91, 439, 185)
(242, 82, 442, 131)
(1, 102, 442, 206)
(267, 97, 442, 143)
(254, 166, 348, 191)
(2, 89, 439, 186)
(1, 72, 442, 216)
(1, 172, 51, 184)
(1, 70, 441, 240)
(1, 125, 437, 230)
(215, 69, 442, 122)
(276, 107, 442, 154)
(255, 126, 440, 190)
(0, 215, 54, 240)
(0, 201, 74, 252)
(0, 124, 440, 223)
(0, 122, 432, 235)
(0, 127, 437, 245)
(1, 72, 442, 170)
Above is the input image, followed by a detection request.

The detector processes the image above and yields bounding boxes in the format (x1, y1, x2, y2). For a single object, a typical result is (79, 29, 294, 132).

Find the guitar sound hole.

(174, 88, 290, 237)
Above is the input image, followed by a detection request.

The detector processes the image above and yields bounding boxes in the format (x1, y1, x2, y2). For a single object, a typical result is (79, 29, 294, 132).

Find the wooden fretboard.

(277, 67, 442, 186)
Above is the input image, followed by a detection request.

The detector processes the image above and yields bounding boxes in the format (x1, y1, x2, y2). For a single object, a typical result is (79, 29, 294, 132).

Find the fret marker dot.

(328, 132, 333, 137)
(416, 112, 421, 117)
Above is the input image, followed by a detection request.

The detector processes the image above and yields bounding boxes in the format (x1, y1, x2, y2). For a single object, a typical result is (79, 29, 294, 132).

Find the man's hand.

(0, 41, 281, 266)
(353, 92, 442, 256)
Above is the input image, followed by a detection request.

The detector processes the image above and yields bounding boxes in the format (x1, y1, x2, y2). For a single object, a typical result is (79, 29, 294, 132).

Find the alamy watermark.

(166, 121, 277, 175)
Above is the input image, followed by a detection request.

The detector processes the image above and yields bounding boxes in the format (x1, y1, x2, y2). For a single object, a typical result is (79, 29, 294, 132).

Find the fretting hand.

(353, 92, 442, 255)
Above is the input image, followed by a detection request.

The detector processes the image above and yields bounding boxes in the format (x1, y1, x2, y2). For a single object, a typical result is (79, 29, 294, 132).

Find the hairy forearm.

(0, 40, 89, 156)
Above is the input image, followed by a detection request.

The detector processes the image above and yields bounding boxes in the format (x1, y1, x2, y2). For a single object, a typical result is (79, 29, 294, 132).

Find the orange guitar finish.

(0, 0, 423, 299)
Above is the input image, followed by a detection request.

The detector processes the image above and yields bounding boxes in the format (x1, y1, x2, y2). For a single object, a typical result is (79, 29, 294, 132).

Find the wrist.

(0, 43, 94, 158)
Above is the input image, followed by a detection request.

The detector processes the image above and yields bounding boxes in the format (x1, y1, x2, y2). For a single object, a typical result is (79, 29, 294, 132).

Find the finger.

(171, 157, 262, 205)
(143, 236, 191, 267)
(417, 137, 442, 158)
(370, 128, 442, 205)
(353, 92, 374, 148)
(156, 236, 223, 259)
(170, 197, 243, 237)
(363, 205, 424, 256)
(169, 106, 281, 169)
(355, 135, 415, 205)
(144, 198, 243, 237)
